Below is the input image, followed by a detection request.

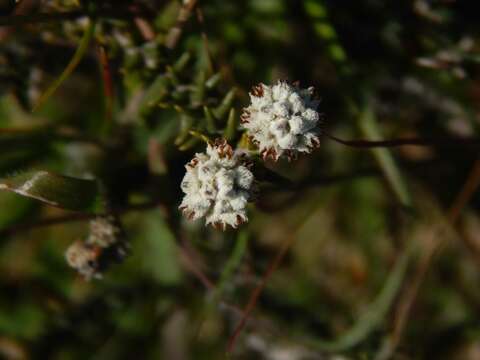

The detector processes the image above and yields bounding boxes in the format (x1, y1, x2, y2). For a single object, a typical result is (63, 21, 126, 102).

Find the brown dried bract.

(240, 109, 250, 124)
(310, 137, 321, 149)
(284, 150, 298, 162)
(212, 221, 226, 231)
(213, 138, 234, 159)
(250, 83, 264, 97)
(179, 205, 194, 220)
(187, 158, 199, 168)
(260, 148, 279, 161)
(235, 215, 244, 227)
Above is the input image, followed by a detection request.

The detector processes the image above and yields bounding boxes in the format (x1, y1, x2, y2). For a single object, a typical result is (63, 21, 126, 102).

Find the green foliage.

(0, 171, 103, 212)
(1, 0, 480, 359)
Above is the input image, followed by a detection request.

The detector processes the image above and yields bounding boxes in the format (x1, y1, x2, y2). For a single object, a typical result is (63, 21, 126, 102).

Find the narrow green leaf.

(188, 130, 210, 144)
(204, 106, 217, 134)
(0, 171, 103, 212)
(214, 230, 249, 298)
(205, 73, 222, 89)
(223, 108, 237, 141)
(358, 107, 412, 207)
(174, 114, 195, 146)
(213, 88, 236, 120)
(32, 21, 96, 112)
(190, 70, 206, 105)
(178, 136, 200, 151)
(173, 52, 191, 72)
(141, 211, 182, 285)
(166, 65, 180, 86)
(0, 192, 37, 229)
(139, 75, 170, 114)
(308, 248, 411, 351)
(0, 302, 47, 340)
(304, 0, 327, 18)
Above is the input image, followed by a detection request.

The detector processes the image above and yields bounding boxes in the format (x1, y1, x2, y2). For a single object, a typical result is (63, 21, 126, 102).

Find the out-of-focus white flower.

(65, 216, 129, 280)
(241, 80, 321, 161)
(179, 139, 254, 230)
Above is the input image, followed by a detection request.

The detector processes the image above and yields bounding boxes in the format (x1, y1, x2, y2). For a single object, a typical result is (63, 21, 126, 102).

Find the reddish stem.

(227, 234, 296, 354)
(97, 45, 114, 123)
(325, 132, 480, 148)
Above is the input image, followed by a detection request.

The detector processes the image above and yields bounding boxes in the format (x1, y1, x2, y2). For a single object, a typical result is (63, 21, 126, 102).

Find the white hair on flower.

(179, 139, 254, 230)
(241, 80, 321, 161)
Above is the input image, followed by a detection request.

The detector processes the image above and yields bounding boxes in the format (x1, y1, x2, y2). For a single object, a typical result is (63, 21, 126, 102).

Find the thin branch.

(381, 158, 480, 359)
(325, 132, 480, 149)
(227, 232, 296, 353)
(1, 167, 372, 238)
(54, 127, 111, 150)
(227, 200, 321, 353)
(97, 45, 114, 124)
(32, 20, 96, 112)
(0, 126, 110, 150)
(0, 201, 160, 238)
(0, 8, 150, 27)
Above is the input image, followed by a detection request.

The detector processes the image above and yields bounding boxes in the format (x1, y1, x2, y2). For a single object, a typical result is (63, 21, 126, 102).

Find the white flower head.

(179, 139, 254, 230)
(241, 80, 321, 161)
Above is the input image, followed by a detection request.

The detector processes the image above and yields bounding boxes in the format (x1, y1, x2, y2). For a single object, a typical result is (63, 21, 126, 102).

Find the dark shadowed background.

(1, 0, 480, 359)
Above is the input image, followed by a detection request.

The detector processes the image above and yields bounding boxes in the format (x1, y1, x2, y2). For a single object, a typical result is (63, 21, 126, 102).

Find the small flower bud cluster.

(179, 139, 254, 230)
(241, 80, 321, 161)
(65, 216, 129, 280)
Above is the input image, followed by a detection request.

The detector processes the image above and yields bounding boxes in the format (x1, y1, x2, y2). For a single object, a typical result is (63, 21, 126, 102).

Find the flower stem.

(325, 132, 480, 148)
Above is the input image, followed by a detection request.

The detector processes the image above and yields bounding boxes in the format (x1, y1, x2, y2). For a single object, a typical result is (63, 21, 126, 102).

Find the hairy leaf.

(0, 171, 103, 212)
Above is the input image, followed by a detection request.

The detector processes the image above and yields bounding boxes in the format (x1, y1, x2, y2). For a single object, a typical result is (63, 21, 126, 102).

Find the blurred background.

(1, 0, 480, 359)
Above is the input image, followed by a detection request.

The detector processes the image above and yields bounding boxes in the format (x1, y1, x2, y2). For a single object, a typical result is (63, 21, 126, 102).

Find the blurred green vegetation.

(2, 0, 480, 359)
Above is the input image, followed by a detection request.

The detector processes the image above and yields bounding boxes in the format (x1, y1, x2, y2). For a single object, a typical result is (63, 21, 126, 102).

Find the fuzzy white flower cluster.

(179, 139, 254, 230)
(241, 81, 321, 161)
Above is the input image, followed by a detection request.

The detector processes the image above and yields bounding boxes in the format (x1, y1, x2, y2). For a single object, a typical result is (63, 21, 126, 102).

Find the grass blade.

(32, 20, 96, 112)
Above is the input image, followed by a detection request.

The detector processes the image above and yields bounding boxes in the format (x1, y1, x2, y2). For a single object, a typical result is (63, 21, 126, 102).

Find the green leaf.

(32, 21, 96, 112)
(213, 88, 236, 120)
(214, 230, 249, 298)
(304, 0, 327, 18)
(307, 248, 411, 351)
(178, 136, 201, 151)
(223, 108, 237, 141)
(174, 114, 195, 146)
(190, 70, 206, 105)
(358, 106, 412, 207)
(139, 75, 170, 114)
(0, 171, 103, 212)
(204, 106, 218, 134)
(205, 73, 222, 89)
(0, 302, 47, 339)
(0, 192, 37, 229)
(140, 211, 182, 285)
(173, 52, 191, 72)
